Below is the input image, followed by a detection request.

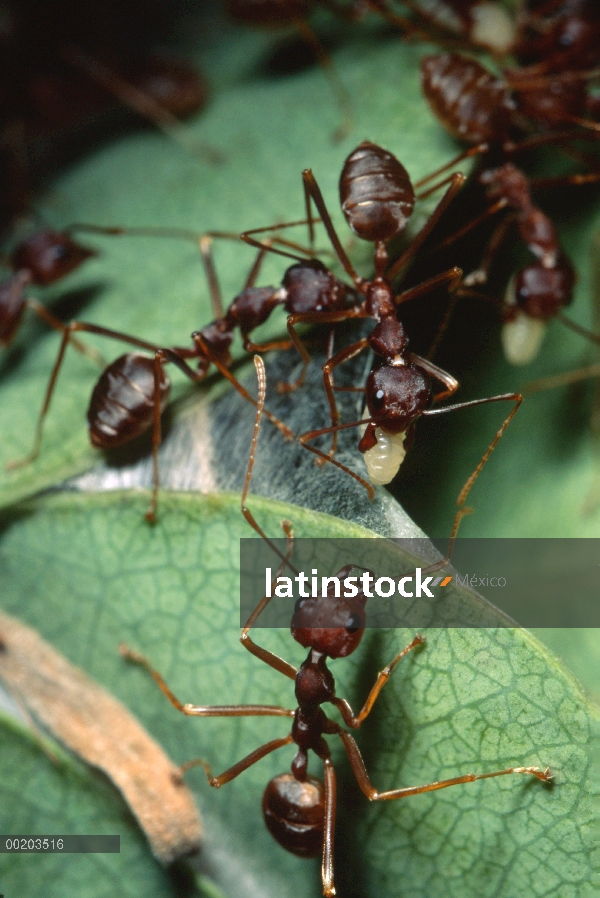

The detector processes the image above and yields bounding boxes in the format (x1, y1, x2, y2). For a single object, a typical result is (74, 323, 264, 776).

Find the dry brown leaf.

(0, 610, 202, 865)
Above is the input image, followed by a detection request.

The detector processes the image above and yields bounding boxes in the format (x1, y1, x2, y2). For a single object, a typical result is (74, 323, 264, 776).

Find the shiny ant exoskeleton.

(6, 228, 302, 522)
(420, 52, 600, 363)
(243, 141, 523, 532)
(0, 229, 101, 359)
(120, 357, 551, 898)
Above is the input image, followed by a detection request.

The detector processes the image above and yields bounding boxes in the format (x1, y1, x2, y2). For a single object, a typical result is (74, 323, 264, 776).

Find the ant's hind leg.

(337, 728, 551, 801)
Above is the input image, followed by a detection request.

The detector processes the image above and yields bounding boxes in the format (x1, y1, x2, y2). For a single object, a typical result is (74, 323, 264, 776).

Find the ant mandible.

(121, 355, 551, 898)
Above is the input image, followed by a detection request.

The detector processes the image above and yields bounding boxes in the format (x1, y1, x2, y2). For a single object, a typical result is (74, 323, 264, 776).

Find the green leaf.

(0, 492, 595, 898)
(0, 713, 217, 898)
(0, 10, 458, 512)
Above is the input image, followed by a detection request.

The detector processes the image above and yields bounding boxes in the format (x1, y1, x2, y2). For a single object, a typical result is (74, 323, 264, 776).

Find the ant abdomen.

(420, 54, 514, 143)
(340, 141, 415, 243)
(87, 353, 170, 448)
(11, 231, 96, 286)
(262, 773, 324, 859)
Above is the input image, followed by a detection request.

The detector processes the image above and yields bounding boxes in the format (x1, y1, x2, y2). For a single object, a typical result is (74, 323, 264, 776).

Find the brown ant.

(420, 52, 600, 362)
(242, 141, 523, 535)
(6, 229, 301, 522)
(0, 229, 103, 360)
(120, 355, 551, 898)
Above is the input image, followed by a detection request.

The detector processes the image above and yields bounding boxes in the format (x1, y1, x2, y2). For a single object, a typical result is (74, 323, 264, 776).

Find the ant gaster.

(120, 356, 551, 898)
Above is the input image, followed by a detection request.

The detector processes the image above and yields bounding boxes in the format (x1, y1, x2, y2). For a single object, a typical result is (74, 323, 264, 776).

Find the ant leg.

(180, 735, 294, 785)
(321, 338, 370, 458)
(337, 728, 552, 801)
(119, 645, 295, 719)
(289, 16, 352, 143)
(524, 361, 600, 394)
(530, 171, 600, 190)
(145, 349, 170, 524)
(302, 170, 364, 287)
(414, 144, 489, 189)
(7, 321, 162, 470)
(427, 198, 509, 255)
(395, 267, 463, 308)
(423, 392, 523, 542)
(299, 418, 375, 498)
(191, 334, 294, 441)
(25, 299, 106, 367)
(558, 312, 600, 346)
(321, 758, 337, 898)
(331, 635, 425, 728)
(241, 218, 328, 264)
(461, 214, 517, 287)
(387, 173, 466, 280)
(278, 307, 368, 394)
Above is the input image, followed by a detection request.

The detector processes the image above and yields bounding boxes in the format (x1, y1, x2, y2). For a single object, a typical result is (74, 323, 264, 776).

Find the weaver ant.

(6, 228, 299, 522)
(420, 52, 600, 362)
(120, 355, 551, 898)
(242, 141, 523, 540)
(0, 228, 102, 359)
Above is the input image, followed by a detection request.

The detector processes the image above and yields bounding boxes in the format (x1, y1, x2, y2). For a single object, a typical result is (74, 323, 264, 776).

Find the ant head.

(366, 363, 432, 433)
(283, 259, 348, 314)
(11, 231, 96, 285)
(513, 256, 575, 321)
(369, 317, 409, 360)
(291, 566, 368, 658)
(340, 142, 415, 244)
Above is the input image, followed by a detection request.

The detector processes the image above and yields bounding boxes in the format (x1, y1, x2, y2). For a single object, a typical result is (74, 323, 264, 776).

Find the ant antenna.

(241, 356, 299, 576)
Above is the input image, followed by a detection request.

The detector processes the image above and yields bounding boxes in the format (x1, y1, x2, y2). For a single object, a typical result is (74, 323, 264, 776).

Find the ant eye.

(372, 389, 385, 409)
(51, 245, 67, 261)
(345, 613, 362, 633)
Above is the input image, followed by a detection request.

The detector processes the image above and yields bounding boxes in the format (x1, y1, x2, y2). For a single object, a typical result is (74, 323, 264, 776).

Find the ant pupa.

(7, 229, 297, 522)
(120, 355, 551, 898)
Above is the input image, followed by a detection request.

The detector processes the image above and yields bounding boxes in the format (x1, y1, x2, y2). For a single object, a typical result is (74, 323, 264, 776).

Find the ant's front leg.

(331, 634, 424, 728)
